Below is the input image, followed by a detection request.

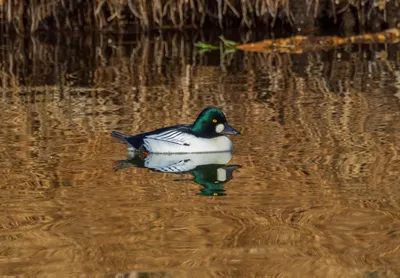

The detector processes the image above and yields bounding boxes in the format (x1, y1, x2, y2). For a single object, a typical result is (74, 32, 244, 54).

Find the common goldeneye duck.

(111, 106, 240, 154)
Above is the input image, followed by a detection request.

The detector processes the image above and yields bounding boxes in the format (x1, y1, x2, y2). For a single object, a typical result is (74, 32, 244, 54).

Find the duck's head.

(191, 107, 240, 138)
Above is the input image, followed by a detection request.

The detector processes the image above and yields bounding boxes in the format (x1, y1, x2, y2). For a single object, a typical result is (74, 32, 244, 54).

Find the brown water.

(1, 32, 400, 277)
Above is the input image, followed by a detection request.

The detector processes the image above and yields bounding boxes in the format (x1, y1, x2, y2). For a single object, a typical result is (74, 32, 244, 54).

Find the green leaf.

(194, 42, 219, 50)
(223, 48, 237, 56)
(219, 35, 238, 47)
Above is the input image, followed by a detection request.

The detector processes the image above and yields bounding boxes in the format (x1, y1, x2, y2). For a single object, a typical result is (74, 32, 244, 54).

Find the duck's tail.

(111, 131, 130, 144)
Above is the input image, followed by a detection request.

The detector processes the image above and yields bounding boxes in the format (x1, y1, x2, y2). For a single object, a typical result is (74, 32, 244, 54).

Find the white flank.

(143, 130, 233, 153)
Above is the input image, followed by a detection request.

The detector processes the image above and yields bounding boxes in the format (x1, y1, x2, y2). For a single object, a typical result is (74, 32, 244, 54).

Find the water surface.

(1, 32, 400, 277)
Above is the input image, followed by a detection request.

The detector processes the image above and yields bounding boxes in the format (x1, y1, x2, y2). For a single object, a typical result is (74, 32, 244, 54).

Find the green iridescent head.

(191, 107, 240, 137)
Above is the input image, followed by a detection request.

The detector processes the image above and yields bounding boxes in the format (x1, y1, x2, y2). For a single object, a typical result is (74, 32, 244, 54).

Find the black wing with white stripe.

(145, 129, 192, 146)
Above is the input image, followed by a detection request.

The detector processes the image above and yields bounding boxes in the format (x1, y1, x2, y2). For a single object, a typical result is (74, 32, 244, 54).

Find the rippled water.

(1, 31, 400, 276)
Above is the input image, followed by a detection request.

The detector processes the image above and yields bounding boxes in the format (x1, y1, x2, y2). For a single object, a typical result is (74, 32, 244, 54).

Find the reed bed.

(0, 0, 399, 33)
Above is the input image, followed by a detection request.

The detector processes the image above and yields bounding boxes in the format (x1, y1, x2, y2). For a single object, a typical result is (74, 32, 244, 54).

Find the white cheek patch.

(215, 123, 224, 133)
(217, 168, 227, 181)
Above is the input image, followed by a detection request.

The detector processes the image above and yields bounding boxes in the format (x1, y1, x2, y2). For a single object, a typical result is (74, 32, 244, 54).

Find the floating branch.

(235, 28, 400, 54)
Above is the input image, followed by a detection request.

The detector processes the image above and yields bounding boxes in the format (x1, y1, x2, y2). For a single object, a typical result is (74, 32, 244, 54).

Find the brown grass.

(0, 0, 399, 33)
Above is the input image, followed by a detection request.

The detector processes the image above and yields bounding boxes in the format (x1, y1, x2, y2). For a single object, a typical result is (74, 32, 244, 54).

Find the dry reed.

(0, 0, 399, 33)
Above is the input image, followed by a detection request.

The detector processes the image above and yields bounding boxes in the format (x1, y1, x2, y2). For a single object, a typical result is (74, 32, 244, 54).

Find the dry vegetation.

(0, 0, 399, 33)
(235, 27, 400, 53)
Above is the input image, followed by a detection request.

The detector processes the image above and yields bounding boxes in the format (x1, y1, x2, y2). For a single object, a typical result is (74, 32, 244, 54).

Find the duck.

(111, 106, 240, 154)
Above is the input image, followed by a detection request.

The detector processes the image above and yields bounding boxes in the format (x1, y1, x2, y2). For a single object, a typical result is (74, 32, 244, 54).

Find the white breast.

(143, 131, 233, 154)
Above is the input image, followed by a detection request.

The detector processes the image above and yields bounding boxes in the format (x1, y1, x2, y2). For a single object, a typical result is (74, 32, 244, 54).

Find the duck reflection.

(114, 152, 241, 196)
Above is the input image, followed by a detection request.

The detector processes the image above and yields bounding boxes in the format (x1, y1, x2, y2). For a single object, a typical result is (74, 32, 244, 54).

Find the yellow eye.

(214, 181, 219, 184)
(212, 119, 217, 123)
